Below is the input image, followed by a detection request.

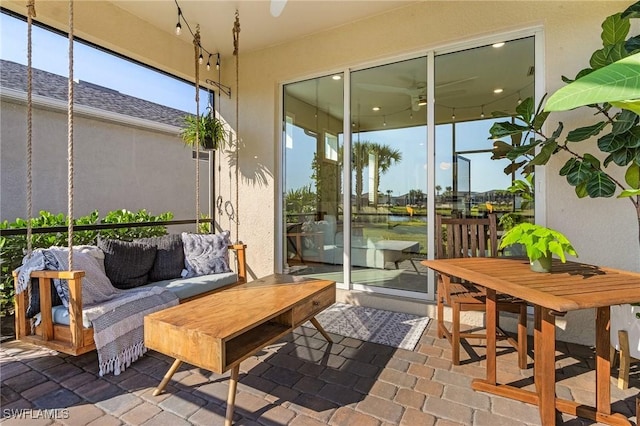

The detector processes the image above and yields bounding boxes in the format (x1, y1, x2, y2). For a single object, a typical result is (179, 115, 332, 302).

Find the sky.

(0, 13, 208, 114)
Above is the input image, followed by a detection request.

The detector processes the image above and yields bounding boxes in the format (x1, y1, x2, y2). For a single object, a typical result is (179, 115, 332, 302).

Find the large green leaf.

(545, 53, 640, 112)
(531, 111, 549, 131)
(559, 158, 578, 176)
(591, 46, 614, 70)
(489, 122, 530, 138)
(619, 188, 640, 197)
(515, 97, 535, 122)
(575, 182, 589, 198)
(566, 160, 594, 185)
(566, 121, 607, 142)
(626, 162, 640, 188)
(601, 13, 630, 46)
(529, 141, 558, 166)
(491, 140, 512, 159)
(586, 172, 617, 197)
(611, 147, 634, 166)
(583, 153, 601, 169)
(503, 161, 526, 175)
(612, 109, 639, 134)
(598, 133, 626, 152)
(611, 100, 640, 114)
(627, 35, 640, 53)
(621, 1, 640, 19)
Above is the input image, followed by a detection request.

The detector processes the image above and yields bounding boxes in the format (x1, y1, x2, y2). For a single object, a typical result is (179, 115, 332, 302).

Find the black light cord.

(174, 0, 219, 68)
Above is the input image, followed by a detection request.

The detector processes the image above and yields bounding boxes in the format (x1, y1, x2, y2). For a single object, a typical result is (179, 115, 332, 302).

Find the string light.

(175, 8, 182, 35)
(480, 105, 485, 119)
(452, 108, 456, 121)
(174, 0, 219, 73)
(383, 116, 387, 126)
(517, 91, 522, 105)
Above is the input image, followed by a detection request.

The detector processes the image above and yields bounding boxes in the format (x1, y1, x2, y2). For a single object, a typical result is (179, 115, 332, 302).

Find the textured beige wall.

(1, 97, 210, 227)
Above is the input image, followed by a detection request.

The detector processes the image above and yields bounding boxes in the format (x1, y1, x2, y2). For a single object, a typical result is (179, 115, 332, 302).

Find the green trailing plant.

(0, 209, 173, 317)
(499, 223, 578, 264)
(489, 2, 640, 253)
(180, 108, 227, 150)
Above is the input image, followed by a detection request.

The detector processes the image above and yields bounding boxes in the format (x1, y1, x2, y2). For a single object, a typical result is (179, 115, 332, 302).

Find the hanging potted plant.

(499, 223, 578, 272)
(180, 108, 227, 151)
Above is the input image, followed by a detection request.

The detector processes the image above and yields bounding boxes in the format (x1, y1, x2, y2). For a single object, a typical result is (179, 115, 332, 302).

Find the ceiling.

(111, 0, 415, 58)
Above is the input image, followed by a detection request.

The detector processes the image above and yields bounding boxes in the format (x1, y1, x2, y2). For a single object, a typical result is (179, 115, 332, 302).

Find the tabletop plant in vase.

(499, 223, 578, 273)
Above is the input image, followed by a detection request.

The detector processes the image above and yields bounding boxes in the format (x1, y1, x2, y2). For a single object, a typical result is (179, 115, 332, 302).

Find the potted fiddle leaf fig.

(499, 223, 578, 272)
(180, 108, 227, 151)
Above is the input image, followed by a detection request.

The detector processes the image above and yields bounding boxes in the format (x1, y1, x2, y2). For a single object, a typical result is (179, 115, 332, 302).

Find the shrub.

(0, 209, 173, 317)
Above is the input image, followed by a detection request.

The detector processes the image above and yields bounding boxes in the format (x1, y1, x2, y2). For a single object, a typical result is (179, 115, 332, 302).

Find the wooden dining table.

(422, 257, 640, 426)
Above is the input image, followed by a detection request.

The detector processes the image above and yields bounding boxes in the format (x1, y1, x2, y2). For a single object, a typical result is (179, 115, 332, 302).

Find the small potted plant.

(499, 222, 578, 272)
(180, 108, 227, 151)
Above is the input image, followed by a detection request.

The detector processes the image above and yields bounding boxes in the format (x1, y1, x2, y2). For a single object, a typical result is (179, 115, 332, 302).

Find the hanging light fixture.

(175, 8, 182, 35)
(480, 105, 485, 119)
(216, 54, 220, 70)
(517, 91, 522, 105)
(198, 47, 204, 64)
(206, 54, 212, 71)
(452, 108, 456, 121)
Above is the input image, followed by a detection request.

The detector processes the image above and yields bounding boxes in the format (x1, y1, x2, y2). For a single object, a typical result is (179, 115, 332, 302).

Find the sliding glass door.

(349, 57, 428, 293)
(282, 34, 536, 300)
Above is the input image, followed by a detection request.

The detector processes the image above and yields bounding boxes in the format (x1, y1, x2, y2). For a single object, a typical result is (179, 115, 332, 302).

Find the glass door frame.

(277, 26, 545, 302)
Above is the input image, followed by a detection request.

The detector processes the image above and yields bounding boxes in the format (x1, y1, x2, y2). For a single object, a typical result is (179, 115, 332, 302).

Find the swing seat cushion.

(45, 305, 93, 328)
(135, 234, 185, 281)
(181, 231, 232, 278)
(138, 271, 239, 301)
(45, 271, 239, 327)
(98, 239, 158, 289)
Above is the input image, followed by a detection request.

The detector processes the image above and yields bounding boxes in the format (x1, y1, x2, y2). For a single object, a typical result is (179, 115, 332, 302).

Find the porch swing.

(12, 0, 246, 357)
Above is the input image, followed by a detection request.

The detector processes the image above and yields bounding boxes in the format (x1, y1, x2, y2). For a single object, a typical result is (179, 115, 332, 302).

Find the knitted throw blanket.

(82, 286, 178, 376)
(17, 247, 179, 376)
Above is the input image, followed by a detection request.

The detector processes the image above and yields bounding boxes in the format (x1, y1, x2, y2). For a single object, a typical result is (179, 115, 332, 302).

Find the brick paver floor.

(1, 320, 638, 425)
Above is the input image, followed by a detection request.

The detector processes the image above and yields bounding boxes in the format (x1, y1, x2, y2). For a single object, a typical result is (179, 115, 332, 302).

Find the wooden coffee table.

(144, 274, 336, 425)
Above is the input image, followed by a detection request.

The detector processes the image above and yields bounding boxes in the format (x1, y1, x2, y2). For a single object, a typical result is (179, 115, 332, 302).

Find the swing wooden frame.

(12, 0, 247, 356)
(13, 245, 247, 356)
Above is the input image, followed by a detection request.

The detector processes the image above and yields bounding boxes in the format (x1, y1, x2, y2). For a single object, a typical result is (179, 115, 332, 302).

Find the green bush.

(0, 209, 173, 317)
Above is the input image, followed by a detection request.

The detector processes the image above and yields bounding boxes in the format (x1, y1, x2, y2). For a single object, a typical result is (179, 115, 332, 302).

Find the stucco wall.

(1, 96, 211, 228)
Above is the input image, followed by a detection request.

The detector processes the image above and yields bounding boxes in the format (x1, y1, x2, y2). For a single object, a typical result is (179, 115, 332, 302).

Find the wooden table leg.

(595, 306, 612, 415)
(153, 359, 182, 396)
(485, 288, 497, 385)
(225, 365, 240, 426)
(537, 307, 557, 425)
(310, 317, 333, 343)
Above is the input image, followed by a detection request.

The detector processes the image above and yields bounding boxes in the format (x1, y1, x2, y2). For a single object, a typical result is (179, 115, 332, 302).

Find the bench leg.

(225, 365, 240, 426)
(153, 359, 182, 396)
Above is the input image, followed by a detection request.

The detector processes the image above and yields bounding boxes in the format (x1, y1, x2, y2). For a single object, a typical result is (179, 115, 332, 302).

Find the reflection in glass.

(350, 57, 428, 293)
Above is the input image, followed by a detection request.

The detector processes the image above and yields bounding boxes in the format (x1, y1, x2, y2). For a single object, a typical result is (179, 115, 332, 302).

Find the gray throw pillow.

(181, 231, 231, 278)
(98, 239, 157, 289)
(136, 234, 184, 282)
